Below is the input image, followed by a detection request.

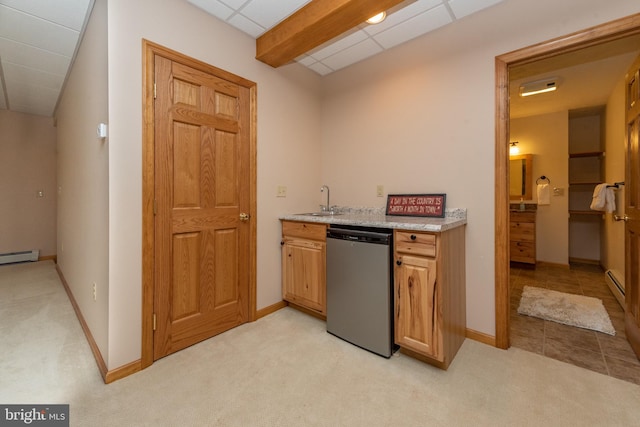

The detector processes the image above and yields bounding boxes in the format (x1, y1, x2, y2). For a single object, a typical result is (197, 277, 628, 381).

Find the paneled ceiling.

(0, 0, 638, 119)
(189, 0, 505, 75)
(0, 0, 93, 117)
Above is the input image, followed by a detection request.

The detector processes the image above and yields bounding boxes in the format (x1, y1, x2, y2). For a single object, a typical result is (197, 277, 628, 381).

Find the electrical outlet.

(553, 187, 564, 196)
(93, 283, 97, 301)
(36, 190, 44, 198)
(376, 185, 384, 197)
(277, 185, 287, 197)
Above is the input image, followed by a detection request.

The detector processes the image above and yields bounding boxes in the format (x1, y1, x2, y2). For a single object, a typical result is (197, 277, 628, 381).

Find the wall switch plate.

(553, 187, 564, 196)
(376, 185, 384, 197)
(277, 185, 287, 197)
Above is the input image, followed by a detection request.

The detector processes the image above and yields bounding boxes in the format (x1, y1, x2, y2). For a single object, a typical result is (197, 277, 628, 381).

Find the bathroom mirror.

(509, 154, 533, 200)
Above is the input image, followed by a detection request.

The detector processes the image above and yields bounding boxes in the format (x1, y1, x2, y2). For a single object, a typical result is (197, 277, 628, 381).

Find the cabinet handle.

(410, 234, 417, 240)
(280, 240, 284, 246)
(396, 259, 402, 266)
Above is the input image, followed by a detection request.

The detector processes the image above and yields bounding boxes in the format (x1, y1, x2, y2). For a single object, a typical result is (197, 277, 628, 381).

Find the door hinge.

(153, 313, 157, 331)
(153, 83, 157, 99)
(154, 199, 158, 215)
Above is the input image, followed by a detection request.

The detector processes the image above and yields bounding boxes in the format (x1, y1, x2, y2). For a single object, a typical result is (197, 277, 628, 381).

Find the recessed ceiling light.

(366, 12, 386, 24)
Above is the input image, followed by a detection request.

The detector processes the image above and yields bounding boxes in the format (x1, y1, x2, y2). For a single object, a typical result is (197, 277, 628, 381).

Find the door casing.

(141, 40, 257, 369)
(494, 13, 640, 348)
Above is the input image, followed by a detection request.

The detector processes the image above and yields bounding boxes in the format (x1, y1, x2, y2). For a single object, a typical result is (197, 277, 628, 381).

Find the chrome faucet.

(320, 185, 330, 212)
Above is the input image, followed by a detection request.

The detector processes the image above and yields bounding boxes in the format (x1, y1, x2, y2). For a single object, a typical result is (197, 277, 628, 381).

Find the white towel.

(537, 183, 550, 205)
(590, 184, 616, 213)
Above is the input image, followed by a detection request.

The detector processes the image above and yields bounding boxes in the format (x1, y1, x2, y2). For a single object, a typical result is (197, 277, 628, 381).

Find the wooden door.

(394, 254, 441, 359)
(625, 54, 640, 359)
(153, 54, 251, 359)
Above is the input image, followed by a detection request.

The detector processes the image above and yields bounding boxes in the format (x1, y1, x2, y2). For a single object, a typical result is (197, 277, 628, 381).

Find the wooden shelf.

(569, 151, 604, 158)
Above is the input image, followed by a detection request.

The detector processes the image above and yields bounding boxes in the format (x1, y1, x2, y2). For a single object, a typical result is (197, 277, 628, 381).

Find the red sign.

(386, 194, 446, 217)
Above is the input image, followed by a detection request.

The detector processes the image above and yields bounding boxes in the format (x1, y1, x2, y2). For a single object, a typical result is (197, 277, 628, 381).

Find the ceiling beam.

(256, 0, 407, 68)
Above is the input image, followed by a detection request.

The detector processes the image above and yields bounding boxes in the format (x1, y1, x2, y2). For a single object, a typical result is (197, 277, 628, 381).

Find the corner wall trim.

(466, 328, 497, 347)
(56, 265, 142, 384)
(104, 359, 142, 384)
(256, 301, 287, 319)
(56, 265, 109, 383)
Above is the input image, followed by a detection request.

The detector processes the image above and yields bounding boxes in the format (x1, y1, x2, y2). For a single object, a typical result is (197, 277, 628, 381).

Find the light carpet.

(518, 285, 616, 335)
(3, 262, 640, 426)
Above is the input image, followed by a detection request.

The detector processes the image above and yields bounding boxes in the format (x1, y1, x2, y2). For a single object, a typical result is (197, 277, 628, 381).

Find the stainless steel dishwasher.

(326, 225, 394, 358)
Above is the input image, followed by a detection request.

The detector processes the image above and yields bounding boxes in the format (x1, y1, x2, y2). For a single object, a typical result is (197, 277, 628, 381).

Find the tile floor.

(510, 262, 640, 385)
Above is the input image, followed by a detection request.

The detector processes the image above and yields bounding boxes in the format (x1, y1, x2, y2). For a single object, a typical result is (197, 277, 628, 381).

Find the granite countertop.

(279, 207, 467, 232)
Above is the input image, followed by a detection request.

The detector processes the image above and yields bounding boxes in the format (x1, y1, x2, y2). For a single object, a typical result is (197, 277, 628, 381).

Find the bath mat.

(517, 286, 615, 335)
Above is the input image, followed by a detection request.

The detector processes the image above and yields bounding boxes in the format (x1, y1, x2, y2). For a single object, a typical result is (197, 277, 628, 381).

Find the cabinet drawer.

(510, 241, 535, 263)
(510, 222, 534, 241)
(510, 211, 536, 223)
(395, 231, 436, 257)
(282, 221, 326, 241)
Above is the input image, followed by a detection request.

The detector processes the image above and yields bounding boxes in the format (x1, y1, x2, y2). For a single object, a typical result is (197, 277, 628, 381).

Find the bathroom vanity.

(509, 204, 537, 264)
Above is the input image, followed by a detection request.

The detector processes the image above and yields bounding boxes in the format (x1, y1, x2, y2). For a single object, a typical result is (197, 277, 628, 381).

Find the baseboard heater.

(0, 250, 39, 265)
(605, 269, 625, 310)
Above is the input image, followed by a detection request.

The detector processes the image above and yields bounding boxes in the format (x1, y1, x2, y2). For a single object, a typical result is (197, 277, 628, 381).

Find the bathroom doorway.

(495, 15, 640, 359)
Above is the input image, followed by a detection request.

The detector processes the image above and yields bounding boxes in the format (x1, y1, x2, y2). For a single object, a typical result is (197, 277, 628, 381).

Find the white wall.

(319, 0, 640, 335)
(511, 112, 569, 266)
(0, 110, 57, 257)
(603, 76, 627, 285)
(106, 0, 322, 368)
(56, 0, 109, 360)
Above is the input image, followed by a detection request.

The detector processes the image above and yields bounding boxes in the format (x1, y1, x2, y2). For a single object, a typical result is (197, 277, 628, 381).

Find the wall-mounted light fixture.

(366, 11, 386, 24)
(509, 141, 520, 155)
(519, 77, 558, 97)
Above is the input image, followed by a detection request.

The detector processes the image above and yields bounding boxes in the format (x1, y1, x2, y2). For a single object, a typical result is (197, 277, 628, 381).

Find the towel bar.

(607, 182, 625, 188)
(536, 176, 550, 185)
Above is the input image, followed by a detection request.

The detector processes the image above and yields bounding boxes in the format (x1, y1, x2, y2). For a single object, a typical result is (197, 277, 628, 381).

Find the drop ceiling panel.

(308, 30, 370, 62)
(363, 0, 444, 36)
(7, 81, 59, 112)
(307, 61, 333, 76)
(0, 5, 79, 57)
(3, 62, 65, 91)
(0, 0, 90, 30)
(448, 0, 503, 19)
(240, 0, 311, 29)
(228, 13, 265, 38)
(321, 38, 384, 71)
(0, 38, 71, 76)
(187, 0, 234, 21)
(373, 4, 452, 50)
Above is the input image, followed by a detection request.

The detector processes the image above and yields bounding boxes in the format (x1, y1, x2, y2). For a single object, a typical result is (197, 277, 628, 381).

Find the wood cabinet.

(510, 210, 536, 264)
(393, 226, 466, 369)
(281, 221, 327, 315)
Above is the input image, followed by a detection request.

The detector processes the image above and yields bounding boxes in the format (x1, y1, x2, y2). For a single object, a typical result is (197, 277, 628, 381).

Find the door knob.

(239, 213, 250, 221)
(614, 214, 629, 222)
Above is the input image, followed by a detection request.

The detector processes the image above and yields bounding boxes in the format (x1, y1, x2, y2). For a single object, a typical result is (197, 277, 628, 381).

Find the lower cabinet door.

(394, 254, 441, 360)
(282, 238, 326, 314)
